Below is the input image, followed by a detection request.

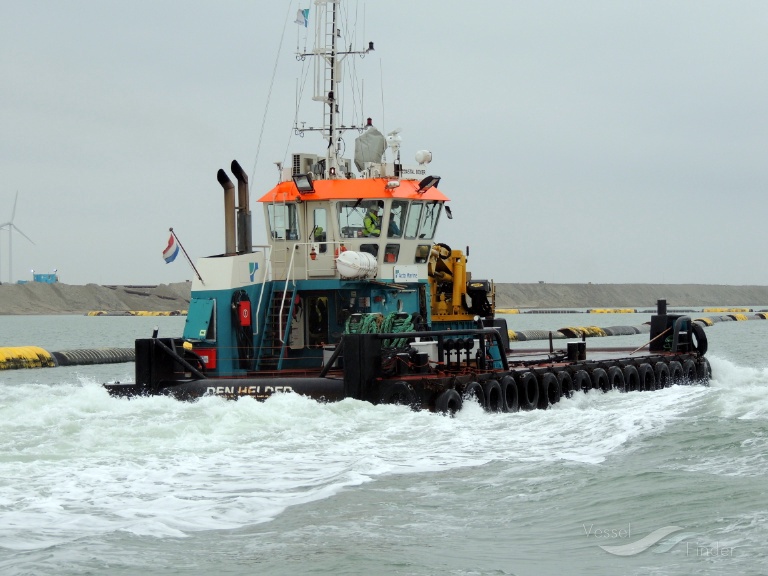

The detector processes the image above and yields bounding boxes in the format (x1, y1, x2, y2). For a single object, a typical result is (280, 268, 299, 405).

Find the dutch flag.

(162, 234, 180, 263)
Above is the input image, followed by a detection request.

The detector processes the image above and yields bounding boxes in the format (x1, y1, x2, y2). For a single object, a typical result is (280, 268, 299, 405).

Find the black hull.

(105, 376, 345, 402)
(105, 352, 711, 414)
(104, 313, 711, 413)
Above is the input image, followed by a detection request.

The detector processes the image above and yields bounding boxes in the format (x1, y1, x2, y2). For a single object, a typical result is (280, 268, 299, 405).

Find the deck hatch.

(183, 298, 216, 341)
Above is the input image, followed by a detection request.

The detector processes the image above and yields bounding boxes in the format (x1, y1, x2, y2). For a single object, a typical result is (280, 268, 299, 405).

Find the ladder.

(255, 286, 297, 371)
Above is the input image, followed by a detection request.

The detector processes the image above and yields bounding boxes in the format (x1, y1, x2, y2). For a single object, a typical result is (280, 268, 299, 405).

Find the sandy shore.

(2, 281, 768, 315)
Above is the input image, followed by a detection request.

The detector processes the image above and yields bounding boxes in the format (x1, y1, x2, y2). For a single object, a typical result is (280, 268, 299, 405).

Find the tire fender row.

(378, 355, 712, 414)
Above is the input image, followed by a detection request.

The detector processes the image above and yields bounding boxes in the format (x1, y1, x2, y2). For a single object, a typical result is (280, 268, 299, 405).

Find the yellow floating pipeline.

(497, 308, 520, 315)
(559, 326, 607, 338)
(757, 313, 768, 320)
(137, 310, 186, 316)
(587, 308, 637, 314)
(703, 307, 753, 313)
(729, 314, 749, 321)
(0, 346, 55, 370)
(695, 317, 714, 326)
(86, 310, 187, 316)
(507, 329, 517, 341)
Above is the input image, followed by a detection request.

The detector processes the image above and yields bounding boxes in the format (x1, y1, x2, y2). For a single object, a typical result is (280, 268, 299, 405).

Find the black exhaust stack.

(231, 160, 252, 254)
(217, 169, 237, 255)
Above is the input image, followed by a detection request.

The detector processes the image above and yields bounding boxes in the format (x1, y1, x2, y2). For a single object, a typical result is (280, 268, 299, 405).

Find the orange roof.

(256, 178, 449, 203)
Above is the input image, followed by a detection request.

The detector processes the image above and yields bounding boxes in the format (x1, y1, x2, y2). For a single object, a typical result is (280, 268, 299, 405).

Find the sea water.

(0, 314, 766, 575)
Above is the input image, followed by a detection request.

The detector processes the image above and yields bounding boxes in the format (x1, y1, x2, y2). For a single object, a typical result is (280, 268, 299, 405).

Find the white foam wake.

(0, 375, 703, 548)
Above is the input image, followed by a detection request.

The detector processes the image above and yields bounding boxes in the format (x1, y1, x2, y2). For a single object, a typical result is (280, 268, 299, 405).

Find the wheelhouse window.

(403, 202, 422, 239)
(388, 200, 408, 238)
(384, 244, 400, 263)
(268, 203, 300, 240)
(415, 244, 431, 264)
(338, 200, 368, 238)
(313, 208, 327, 253)
(417, 201, 442, 240)
(403, 201, 442, 240)
(360, 243, 379, 257)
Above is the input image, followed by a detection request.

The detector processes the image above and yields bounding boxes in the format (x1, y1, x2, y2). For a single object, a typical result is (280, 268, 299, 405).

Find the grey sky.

(2, 1, 767, 285)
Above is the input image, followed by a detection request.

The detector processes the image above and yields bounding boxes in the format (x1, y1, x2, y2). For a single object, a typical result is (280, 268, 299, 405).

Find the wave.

(2, 353, 765, 547)
(0, 374, 709, 548)
(707, 355, 768, 421)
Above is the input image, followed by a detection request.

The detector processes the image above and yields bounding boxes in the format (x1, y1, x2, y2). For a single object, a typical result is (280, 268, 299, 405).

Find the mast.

(296, 0, 374, 179)
(324, 0, 338, 175)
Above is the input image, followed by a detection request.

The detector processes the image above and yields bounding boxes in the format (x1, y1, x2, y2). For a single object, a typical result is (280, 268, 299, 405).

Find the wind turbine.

(0, 192, 35, 283)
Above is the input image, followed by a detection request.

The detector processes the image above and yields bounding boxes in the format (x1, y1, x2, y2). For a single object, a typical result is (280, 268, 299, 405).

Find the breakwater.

(2, 282, 768, 315)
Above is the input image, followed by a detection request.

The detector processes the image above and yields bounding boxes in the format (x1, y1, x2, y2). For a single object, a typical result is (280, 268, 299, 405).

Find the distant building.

(17, 272, 59, 284)
(33, 273, 59, 284)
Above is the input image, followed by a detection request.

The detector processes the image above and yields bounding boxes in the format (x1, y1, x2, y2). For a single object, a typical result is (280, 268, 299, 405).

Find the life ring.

(667, 361, 682, 386)
(691, 323, 708, 355)
(606, 365, 625, 392)
(622, 364, 639, 392)
(538, 372, 561, 408)
(572, 369, 591, 393)
(230, 289, 254, 369)
(379, 380, 418, 408)
(637, 363, 656, 391)
(682, 359, 697, 383)
(517, 371, 539, 410)
(462, 381, 485, 408)
(482, 379, 503, 412)
(435, 388, 462, 414)
(557, 371, 574, 398)
(654, 361, 671, 388)
(590, 368, 609, 392)
(500, 375, 519, 412)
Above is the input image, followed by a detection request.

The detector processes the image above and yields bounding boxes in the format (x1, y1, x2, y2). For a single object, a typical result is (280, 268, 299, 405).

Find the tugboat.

(105, 1, 711, 412)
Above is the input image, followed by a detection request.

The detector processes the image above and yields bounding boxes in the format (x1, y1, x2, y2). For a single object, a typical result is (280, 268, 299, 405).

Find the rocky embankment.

(0, 282, 192, 315)
(2, 281, 768, 315)
(494, 283, 768, 309)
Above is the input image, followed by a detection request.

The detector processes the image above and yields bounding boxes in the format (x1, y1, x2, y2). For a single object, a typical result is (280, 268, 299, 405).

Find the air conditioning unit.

(292, 153, 321, 176)
(338, 157, 353, 176)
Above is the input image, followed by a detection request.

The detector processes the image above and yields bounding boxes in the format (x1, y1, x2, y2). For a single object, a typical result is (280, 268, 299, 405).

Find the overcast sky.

(2, 1, 767, 286)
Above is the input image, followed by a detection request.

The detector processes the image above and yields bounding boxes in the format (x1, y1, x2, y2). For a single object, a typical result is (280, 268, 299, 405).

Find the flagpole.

(170, 227, 205, 286)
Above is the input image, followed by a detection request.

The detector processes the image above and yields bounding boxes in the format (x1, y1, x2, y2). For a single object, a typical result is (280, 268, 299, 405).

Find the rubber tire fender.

(622, 364, 639, 393)
(483, 379, 503, 412)
(435, 388, 462, 415)
(500, 375, 519, 412)
(667, 361, 682, 386)
(463, 381, 486, 408)
(557, 371, 574, 398)
(696, 358, 712, 384)
(606, 365, 625, 392)
(538, 372, 561, 409)
(379, 381, 418, 408)
(517, 371, 539, 410)
(691, 323, 708, 356)
(637, 363, 656, 391)
(572, 369, 591, 393)
(591, 368, 610, 392)
(682, 359, 697, 383)
(655, 361, 671, 388)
